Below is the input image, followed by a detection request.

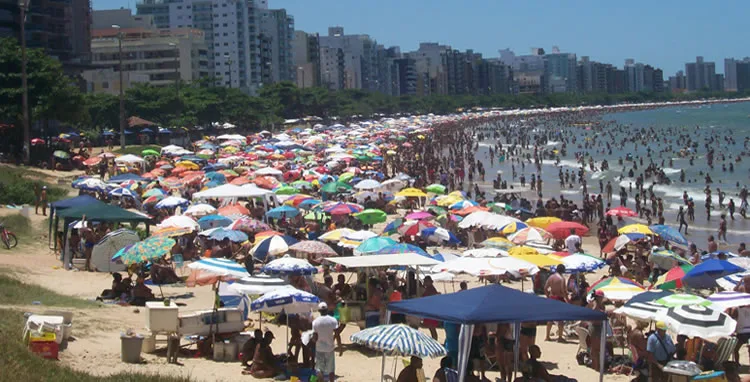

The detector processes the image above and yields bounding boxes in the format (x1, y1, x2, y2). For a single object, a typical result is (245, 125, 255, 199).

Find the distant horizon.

(90, 0, 750, 76)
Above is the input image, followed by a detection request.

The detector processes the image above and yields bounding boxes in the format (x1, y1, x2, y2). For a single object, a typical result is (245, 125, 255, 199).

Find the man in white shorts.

(312, 302, 339, 381)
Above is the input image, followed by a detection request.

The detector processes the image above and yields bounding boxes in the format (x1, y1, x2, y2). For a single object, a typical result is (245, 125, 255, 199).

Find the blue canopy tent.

(388, 284, 607, 382)
(48, 195, 104, 250)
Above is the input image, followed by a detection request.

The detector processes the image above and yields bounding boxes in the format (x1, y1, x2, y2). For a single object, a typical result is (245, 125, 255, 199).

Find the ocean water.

(475, 101, 750, 249)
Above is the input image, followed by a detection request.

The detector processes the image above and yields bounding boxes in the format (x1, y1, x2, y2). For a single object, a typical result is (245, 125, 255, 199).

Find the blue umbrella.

(260, 255, 317, 275)
(252, 235, 299, 261)
(109, 187, 138, 198)
(421, 227, 461, 244)
(250, 286, 319, 314)
(350, 324, 446, 358)
(208, 227, 249, 243)
(375, 243, 428, 257)
(649, 225, 688, 246)
(683, 259, 745, 289)
(102, 131, 115, 137)
(356, 237, 398, 254)
(141, 128, 154, 134)
(197, 215, 233, 230)
(158, 128, 171, 134)
(266, 205, 300, 219)
(297, 199, 321, 210)
(205, 172, 226, 184)
(382, 218, 403, 235)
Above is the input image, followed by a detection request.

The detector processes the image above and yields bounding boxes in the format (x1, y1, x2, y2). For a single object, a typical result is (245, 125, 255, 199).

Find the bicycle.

(0, 224, 18, 249)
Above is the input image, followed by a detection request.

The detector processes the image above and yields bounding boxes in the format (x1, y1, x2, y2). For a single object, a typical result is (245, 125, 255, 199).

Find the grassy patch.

(0, 214, 33, 240)
(113, 145, 162, 156)
(0, 272, 98, 309)
(0, 167, 67, 205)
(0, 309, 192, 382)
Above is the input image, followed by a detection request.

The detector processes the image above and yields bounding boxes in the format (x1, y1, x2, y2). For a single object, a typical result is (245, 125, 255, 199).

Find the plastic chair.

(575, 326, 589, 354)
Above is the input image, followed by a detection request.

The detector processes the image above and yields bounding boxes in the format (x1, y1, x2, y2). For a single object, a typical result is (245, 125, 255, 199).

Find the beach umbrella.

(109, 187, 137, 198)
(151, 226, 194, 238)
(653, 264, 694, 290)
(449, 200, 478, 210)
(628, 290, 674, 304)
(657, 304, 737, 338)
(618, 223, 653, 235)
(424, 184, 447, 195)
(397, 221, 434, 237)
(251, 235, 299, 261)
(376, 243, 428, 257)
(251, 286, 320, 314)
(405, 211, 433, 220)
(682, 259, 745, 289)
(351, 324, 446, 358)
(458, 211, 523, 230)
(298, 198, 322, 210)
(602, 233, 647, 253)
(322, 202, 363, 215)
(508, 227, 550, 244)
(274, 186, 299, 195)
(586, 277, 645, 301)
(339, 230, 379, 248)
(289, 240, 337, 257)
(545, 221, 589, 239)
(656, 293, 712, 308)
(53, 150, 70, 159)
(228, 275, 289, 295)
(321, 181, 352, 194)
(382, 218, 404, 235)
(614, 300, 668, 321)
(183, 203, 217, 217)
(420, 227, 460, 244)
(266, 205, 300, 219)
(113, 236, 175, 265)
(188, 257, 250, 279)
(155, 196, 189, 209)
(228, 217, 270, 233)
(261, 255, 318, 275)
(649, 224, 688, 246)
(525, 216, 562, 230)
(650, 248, 690, 270)
(436, 257, 539, 278)
(285, 194, 314, 207)
(499, 221, 528, 235)
(549, 253, 606, 273)
(509, 253, 562, 268)
(462, 248, 507, 258)
(208, 227, 249, 243)
(395, 188, 427, 198)
(218, 203, 250, 216)
(319, 228, 355, 242)
(198, 215, 233, 230)
(702, 250, 739, 262)
(143, 188, 166, 198)
(73, 177, 108, 191)
(507, 246, 539, 257)
(354, 179, 382, 190)
(708, 291, 750, 310)
(353, 209, 387, 225)
(158, 215, 200, 231)
(481, 237, 514, 250)
(356, 237, 398, 255)
(607, 206, 638, 218)
(717, 271, 750, 291)
(142, 149, 160, 156)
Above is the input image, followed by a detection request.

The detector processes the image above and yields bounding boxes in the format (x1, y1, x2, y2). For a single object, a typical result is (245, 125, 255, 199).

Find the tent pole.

(599, 319, 607, 382)
(513, 322, 520, 380)
(457, 324, 474, 382)
(381, 309, 391, 381)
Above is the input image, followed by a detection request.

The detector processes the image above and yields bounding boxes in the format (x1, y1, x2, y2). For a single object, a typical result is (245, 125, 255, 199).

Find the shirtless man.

(79, 215, 97, 271)
(544, 264, 568, 342)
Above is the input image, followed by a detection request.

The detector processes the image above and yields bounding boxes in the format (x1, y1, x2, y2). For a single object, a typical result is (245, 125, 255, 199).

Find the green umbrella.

(353, 209, 387, 225)
(426, 206, 447, 215)
(142, 149, 160, 157)
(53, 150, 70, 159)
(275, 186, 299, 195)
(425, 184, 446, 195)
(338, 172, 355, 184)
(291, 180, 313, 189)
(321, 181, 353, 194)
(112, 236, 175, 265)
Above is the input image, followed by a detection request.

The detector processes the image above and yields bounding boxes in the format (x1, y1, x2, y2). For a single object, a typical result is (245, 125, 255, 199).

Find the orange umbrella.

(218, 203, 250, 216)
(83, 157, 102, 166)
(253, 176, 280, 190)
(453, 205, 490, 216)
(171, 166, 189, 175)
(254, 230, 283, 242)
(231, 177, 251, 185)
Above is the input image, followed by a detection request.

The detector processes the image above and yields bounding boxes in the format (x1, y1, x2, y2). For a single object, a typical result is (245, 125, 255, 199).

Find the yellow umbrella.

(436, 195, 464, 207)
(176, 161, 199, 170)
(509, 254, 562, 268)
(319, 228, 355, 242)
(396, 188, 428, 198)
(618, 224, 653, 235)
(525, 216, 562, 229)
(508, 246, 539, 257)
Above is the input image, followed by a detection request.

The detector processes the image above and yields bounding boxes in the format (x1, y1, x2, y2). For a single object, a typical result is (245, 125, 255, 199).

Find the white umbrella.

(614, 301, 667, 321)
(255, 167, 283, 176)
(228, 274, 289, 295)
(183, 203, 217, 217)
(717, 271, 750, 291)
(436, 257, 539, 278)
(557, 254, 606, 273)
(354, 179, 382, 190)
(250, 286, 320, 314)
(109, 187, 137, 198)
(157, 215, 200, 230)
(462, 248, 508, 258)
(187, 257, 250, 279)
(338, 230, 378, 248)
(155, 196, 189, 209)
(261, 255, 318, 276)
(657, 304, 737, 338)
(707, 291, 750, 310)
(379, 178, 406, 191)
(458, 211, 522, 230)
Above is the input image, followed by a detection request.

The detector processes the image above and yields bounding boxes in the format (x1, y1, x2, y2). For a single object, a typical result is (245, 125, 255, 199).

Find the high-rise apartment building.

(291, 30, 320, 88)
(319, 26, 386, 92)
(685, 56, 718, 91)
(544, 51, 577, 93)
(258, 8, 293, 84)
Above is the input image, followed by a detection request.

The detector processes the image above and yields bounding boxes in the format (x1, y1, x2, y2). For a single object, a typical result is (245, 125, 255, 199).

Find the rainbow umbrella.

(654, 264, 694, 290)
(322, 202, 363, 215)
(151, 226, 193, 238)
(112, 236, 175, 265)
(500, 221, 528, 234)
(587, 277, 645, 301)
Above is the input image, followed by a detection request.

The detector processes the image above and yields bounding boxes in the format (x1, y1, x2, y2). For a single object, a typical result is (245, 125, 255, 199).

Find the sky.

(91, 0, 750, 75)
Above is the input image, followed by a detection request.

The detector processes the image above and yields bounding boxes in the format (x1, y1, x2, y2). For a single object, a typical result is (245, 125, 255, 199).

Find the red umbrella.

(606, 206, 637, 217)
(218, 203, 250, 216)
(31, 138, 45, 145)
(546, 221, 589, 239)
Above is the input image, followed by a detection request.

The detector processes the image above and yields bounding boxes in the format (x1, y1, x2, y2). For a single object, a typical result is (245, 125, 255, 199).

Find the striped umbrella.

(112, 236, 175, 265)
(508, 227, 551, 244)
(655, 293, 712, 308)
(187, 257, 249, 279)
(322, 202, 363, 215)
(716, 271, 750, 291)
(657, 304, 737, 338)
(318, 228, 355, 242)
(650, 249, 691, 270)
(151, 226, 194, 238)
(653, 264, 694, 290)
(261, 255, 318, 276)
(251, 286, 320, 314)
(549, 253, 606, 273)
(707, 291, 750, 310)
(351, 324, 446, 358)
(339, 230, 379, 248)
(251, 235, 299, 261)
(587, 277, 645, 301)
(614, 301, 668, 321)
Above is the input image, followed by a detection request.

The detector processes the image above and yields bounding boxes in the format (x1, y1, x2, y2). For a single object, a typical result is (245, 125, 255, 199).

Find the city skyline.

(90, 0, 750, 75)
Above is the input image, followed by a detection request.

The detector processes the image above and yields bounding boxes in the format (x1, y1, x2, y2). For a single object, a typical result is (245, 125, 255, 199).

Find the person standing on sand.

(312, 302, 338, 382)
(544, 265, 567, 342)
(719, 214, 729, 243)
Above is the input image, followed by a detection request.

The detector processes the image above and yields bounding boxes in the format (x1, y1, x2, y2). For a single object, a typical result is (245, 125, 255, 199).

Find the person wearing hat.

(646, 321, 675, 381)
(312, 301, 338, 382)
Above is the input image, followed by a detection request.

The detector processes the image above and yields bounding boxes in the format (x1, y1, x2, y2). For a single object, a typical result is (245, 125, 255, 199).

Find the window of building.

(177, 5, 182, 9)
(222, 14, 227, 17)
(222, 32, 227, 36)
(223, 42, 228, 46)
(102, 81, 109, 89)
(222, 23, 228, 27)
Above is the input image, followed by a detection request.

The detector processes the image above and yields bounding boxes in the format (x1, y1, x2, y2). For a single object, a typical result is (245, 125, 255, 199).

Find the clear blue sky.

(92, 0, 750, 75)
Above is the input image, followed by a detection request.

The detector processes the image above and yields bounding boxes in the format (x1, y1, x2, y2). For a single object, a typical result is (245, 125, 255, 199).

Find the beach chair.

(483, 332, 498, 371)
(575, 326, 589, 355)
(714, 337, 738, 369)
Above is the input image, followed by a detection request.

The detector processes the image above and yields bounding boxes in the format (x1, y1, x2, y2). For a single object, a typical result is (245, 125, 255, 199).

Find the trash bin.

(121, 334, 144, 363)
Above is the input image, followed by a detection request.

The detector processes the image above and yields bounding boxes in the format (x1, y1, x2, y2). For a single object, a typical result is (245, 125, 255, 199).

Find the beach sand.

(0, 206, 638, 382)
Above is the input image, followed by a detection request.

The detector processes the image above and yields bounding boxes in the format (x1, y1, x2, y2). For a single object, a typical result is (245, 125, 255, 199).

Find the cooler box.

(29, 336, 59, 360)
(146, 301, 179, 333)
(213, 340, 238, 362)
(178, 308, 244, 336)
(692, 371, 727, 382)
